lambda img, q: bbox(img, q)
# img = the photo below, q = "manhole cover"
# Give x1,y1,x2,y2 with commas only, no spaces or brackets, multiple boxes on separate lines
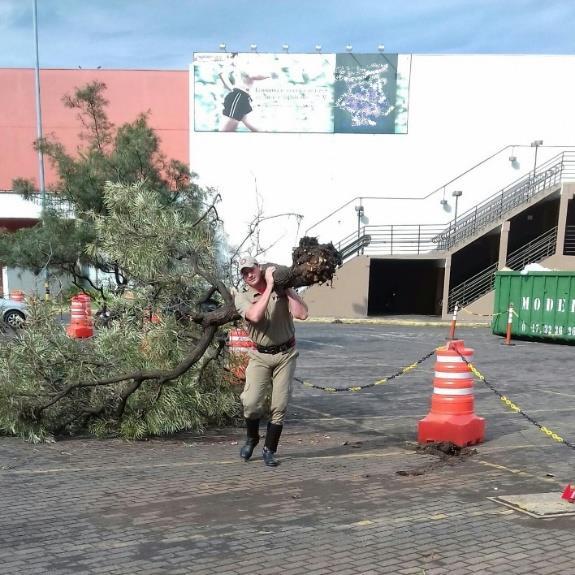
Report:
490,492,575,519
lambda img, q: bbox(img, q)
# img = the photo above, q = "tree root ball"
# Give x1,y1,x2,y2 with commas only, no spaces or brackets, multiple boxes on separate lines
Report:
265,237,342,289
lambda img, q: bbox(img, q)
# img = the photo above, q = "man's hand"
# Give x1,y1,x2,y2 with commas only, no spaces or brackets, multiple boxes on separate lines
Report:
286,287,309,320
264,266,276,290
244,265,276,323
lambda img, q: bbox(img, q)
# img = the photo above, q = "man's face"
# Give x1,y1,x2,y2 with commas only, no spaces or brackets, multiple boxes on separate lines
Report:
241,265,261,287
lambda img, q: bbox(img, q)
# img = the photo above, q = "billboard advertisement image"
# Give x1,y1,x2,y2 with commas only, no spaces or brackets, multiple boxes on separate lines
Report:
193,52,410,134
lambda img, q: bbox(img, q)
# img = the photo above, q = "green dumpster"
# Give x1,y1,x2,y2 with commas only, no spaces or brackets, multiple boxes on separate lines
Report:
492,271,575,342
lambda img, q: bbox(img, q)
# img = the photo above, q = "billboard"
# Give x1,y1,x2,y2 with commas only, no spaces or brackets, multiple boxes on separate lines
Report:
193,53,411,134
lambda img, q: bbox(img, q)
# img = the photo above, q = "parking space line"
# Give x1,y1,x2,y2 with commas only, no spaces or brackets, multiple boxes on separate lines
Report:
475,459,563,486
537,389,575,399
297,339,345,348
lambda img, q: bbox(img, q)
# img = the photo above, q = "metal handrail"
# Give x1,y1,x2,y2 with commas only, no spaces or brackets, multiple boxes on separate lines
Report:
336,151,575,261
26,191,74,215
448,262,498,311
447,226,560,311
435,151,574,251
338,234,372,261
506,226,558,270
337,224,446,260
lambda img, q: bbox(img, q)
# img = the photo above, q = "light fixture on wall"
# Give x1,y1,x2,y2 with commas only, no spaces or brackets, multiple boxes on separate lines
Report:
440,188,451,212
509,146,519,169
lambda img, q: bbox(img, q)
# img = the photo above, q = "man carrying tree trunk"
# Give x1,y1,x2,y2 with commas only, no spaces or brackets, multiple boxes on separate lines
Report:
234,255,309,467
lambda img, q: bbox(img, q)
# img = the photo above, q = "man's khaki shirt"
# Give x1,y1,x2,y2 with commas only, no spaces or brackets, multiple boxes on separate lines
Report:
234,287,295,347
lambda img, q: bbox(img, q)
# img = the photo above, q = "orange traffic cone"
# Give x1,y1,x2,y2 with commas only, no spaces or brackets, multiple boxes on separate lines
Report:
66,295,94,338
561,484,575,503
418,339,485,447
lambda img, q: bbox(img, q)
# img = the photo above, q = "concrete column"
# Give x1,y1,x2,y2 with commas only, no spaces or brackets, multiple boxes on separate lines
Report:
498,221,511,268
556,183,575,255
441,256,451,319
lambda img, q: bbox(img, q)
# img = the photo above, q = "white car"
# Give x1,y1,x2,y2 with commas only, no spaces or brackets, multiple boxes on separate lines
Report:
0,298,27,328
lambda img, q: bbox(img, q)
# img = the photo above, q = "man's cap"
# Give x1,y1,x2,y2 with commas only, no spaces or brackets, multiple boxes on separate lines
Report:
239,256,259,271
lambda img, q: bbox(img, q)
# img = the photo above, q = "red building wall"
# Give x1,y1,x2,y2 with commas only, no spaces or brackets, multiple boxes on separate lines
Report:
0,68,189,190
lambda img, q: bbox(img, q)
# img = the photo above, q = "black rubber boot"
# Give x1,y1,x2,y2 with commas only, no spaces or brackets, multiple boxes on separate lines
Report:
240,418,260,461
262,423,283,467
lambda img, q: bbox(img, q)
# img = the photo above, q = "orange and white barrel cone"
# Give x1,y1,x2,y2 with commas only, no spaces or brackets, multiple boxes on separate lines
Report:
418,339,485,447
227,327,255,381
10,290,25,302
66,295,94,338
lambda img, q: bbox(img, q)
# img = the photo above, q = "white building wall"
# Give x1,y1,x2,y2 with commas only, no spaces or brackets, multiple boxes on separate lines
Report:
189,54,575,265
0,192,42,218
3,267,74,299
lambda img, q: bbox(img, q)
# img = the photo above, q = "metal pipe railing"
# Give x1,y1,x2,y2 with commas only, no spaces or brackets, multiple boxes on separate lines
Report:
336,224,446,260
434,151,574,251
506,227,558,270
447,226,560,311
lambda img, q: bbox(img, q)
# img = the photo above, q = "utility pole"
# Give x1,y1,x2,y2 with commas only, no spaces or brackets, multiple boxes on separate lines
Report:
530,140,543,185
452,190,463,247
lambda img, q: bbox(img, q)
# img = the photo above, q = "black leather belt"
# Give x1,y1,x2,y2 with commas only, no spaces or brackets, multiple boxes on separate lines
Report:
256,337,296,354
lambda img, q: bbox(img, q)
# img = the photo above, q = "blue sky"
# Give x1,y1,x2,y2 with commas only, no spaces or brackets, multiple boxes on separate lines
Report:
1,0,574,69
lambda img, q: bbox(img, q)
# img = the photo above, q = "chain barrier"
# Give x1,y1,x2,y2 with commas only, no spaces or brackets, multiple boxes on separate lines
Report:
457,351,575,451
294,349,437,393
461,308,502,318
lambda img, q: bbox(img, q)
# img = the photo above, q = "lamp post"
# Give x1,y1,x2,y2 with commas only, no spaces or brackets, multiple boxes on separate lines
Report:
451,190,463,247
355,204,365,255
33,0,49,300
530,139,543,183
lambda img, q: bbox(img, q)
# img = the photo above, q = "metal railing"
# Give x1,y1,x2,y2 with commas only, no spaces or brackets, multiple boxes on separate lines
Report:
337,224,446,260
506,226,558,270
27,192,74,216
564,225,575,256
338,234,372,261
447,226,559,311
336,151,575,262
448,262,498,312
434,151,575,251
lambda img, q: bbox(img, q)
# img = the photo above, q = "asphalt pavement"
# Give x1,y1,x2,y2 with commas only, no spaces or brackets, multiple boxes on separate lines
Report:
1,322,575,574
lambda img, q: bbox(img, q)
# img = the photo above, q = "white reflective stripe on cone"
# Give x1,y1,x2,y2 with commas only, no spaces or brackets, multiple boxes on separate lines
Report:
434,371,472,379
433,387,474,395
436,355,473,363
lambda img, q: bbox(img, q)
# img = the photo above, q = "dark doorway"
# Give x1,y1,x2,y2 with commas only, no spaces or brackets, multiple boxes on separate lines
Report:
368,259,444,315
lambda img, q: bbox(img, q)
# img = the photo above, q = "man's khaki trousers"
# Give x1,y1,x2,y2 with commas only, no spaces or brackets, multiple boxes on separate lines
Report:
241,348,299,425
